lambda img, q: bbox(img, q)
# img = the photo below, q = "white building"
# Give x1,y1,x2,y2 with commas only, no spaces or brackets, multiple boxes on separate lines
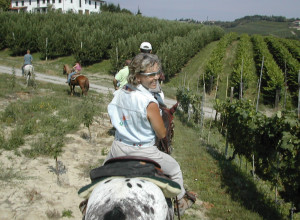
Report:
10,0,106,14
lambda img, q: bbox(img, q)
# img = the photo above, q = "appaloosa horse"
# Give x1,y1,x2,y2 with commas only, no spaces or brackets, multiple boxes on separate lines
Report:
79,103,180,220
63,64,89,96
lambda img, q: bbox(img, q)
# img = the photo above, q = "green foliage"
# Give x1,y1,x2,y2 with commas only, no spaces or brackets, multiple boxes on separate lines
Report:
230,34,256,98
204,32,238,93
218,99,300,210
10,67,16,90
0,0,10,11
5,127,25,151
176,87,202,124
62,209,73,218
0,12,223,74
100,3,132,15
81,97,95,129
157,26,224,80
279,38,300,62
264,36,300,105
251,35,284,104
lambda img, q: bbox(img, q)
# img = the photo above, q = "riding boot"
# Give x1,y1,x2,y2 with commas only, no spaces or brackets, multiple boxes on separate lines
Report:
174,191,197,216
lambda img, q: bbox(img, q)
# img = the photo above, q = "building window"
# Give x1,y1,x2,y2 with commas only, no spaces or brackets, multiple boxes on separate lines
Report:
71,0,72,3
89,0,91,5
59,0,61,3
42,0,45,3
95,2,97,8
37,0,39,4
79,0,81,7
47,0,49,3
29,0,31,5
16,1,18,6
52,0,55,3
22,1,24,6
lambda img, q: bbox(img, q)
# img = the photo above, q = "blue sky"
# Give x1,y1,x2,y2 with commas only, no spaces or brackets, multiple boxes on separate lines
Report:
107,0,300,21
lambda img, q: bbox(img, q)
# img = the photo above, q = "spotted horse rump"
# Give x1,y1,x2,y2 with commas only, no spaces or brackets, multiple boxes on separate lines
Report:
85,177,173,220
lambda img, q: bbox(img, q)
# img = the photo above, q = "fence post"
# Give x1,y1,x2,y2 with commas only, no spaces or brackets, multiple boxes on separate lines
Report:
225,87,233,158
45,38,48,61
200,75,205,135
256,56,264,112
240,58,244,100
283,60,287,110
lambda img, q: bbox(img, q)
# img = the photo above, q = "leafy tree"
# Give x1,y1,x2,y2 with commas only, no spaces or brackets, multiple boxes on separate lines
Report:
0,0,10,11
136,7,142,16
101,3,132,14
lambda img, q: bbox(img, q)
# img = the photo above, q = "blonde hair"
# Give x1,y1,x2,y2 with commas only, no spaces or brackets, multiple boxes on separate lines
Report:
128,53,161,86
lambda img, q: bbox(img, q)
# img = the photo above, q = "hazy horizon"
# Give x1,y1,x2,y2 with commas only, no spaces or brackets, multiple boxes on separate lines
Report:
107,0,300,22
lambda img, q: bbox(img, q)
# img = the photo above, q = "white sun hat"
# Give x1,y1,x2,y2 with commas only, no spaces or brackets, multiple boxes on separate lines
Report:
140,42,152,51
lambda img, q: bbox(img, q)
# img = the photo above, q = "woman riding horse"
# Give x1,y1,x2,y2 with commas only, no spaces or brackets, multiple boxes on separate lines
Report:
63,64,89,96
103,53,196,216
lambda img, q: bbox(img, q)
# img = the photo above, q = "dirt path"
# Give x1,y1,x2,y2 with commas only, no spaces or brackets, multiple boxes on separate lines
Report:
0,65,217,118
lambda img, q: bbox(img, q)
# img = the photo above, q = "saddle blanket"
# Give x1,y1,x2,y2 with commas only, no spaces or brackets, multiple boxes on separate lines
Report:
78,176,181,199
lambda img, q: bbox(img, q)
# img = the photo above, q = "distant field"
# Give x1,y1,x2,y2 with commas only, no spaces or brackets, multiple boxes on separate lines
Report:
225,21,300,39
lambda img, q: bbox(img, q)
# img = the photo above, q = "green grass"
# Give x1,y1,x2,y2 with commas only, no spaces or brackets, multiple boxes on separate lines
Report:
0,74,107,157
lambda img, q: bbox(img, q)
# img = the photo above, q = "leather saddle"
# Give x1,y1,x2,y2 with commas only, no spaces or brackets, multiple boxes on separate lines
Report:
90,156,163,181
78,156,181,199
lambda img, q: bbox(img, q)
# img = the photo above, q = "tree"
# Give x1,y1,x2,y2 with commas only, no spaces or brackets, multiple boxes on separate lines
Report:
100,3,132,14
0,0,10,11
136,7,142,16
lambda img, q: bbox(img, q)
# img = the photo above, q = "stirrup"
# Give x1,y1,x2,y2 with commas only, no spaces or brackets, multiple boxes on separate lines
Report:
175,191,197,216
79,199,88,220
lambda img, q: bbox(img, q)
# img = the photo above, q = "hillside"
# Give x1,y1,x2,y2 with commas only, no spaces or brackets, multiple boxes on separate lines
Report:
225,20,300,39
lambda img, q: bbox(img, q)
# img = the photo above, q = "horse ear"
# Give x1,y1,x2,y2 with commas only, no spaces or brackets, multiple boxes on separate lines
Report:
169,102,179,115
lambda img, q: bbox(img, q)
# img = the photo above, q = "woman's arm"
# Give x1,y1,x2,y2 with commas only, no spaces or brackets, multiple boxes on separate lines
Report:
147,102,166,139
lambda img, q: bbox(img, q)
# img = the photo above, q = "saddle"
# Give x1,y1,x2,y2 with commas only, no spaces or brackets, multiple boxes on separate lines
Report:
70,73,80,81
78,156,181,199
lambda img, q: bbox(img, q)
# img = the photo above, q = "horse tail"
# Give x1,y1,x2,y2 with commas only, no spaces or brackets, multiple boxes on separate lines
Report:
85,78,89,92
83,77,89,96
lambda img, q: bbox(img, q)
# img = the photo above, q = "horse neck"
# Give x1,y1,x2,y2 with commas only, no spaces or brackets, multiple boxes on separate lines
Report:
64,65,72,74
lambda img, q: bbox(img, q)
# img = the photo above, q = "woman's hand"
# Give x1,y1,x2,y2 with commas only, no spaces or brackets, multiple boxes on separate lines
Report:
147,102,166,139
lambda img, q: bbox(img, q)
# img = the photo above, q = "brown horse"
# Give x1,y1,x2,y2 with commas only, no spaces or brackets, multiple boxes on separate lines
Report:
63,64,89,96
155,102,179,154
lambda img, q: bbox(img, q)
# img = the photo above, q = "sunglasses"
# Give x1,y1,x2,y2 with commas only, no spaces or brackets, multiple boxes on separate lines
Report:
139,70,161,78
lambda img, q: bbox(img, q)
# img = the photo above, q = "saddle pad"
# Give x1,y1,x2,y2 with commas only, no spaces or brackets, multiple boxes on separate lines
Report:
90,160,157,181
78,176,181,199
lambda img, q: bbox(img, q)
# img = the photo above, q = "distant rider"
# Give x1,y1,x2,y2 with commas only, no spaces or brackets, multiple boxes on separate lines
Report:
22,49,33,76
67,62,82,84
113,59,131,90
